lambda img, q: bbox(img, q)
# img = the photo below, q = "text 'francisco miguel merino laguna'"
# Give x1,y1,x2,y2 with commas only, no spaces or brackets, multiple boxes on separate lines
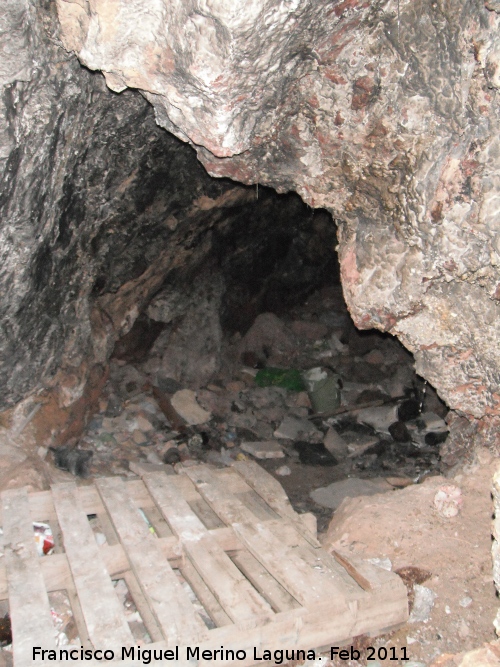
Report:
33,646,320,664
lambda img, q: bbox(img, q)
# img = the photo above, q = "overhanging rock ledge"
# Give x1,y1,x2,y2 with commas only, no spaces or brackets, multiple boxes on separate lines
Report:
57,0,500,430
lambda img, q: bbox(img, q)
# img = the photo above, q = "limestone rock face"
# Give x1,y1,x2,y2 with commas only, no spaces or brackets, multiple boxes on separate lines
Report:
58,0,500,423
1,0,336,445
0,2,273,441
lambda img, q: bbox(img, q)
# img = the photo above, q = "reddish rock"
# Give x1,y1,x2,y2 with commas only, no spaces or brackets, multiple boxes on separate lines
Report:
290,320,328,341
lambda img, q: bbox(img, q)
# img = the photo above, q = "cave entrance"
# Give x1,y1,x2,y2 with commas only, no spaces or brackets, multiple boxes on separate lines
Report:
75,184,448,533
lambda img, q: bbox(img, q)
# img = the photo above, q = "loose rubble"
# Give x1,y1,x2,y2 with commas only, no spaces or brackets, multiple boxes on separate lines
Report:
2,283,497,667
50,284,449,529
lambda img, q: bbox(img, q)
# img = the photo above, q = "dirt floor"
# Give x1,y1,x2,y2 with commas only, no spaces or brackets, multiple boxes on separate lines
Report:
320,450,500,666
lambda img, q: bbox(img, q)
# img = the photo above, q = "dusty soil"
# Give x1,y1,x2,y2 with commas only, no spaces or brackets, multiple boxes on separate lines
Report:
319,450,500,666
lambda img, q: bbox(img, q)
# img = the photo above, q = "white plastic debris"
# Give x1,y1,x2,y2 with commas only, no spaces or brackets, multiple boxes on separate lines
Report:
275,465,292,476
409,584,437,623
33,522,54,556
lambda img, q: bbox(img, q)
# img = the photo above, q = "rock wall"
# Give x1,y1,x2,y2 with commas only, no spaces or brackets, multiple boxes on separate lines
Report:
57,0,500,433
1,0,338,446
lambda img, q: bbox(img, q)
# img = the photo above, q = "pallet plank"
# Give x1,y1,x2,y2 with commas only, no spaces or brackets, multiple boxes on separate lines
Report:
4,466,408,666
179,558,232,628
51,483,134,648
232,460,320,545
231,550,300,613
185,466,348,608
2,487,56,666
95,476,208,646
143,471,274,625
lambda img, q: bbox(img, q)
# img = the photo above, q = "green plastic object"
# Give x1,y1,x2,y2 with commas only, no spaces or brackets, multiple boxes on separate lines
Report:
254,368,306,392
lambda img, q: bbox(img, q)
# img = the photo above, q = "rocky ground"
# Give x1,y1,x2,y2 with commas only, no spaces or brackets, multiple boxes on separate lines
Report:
0,285,498,666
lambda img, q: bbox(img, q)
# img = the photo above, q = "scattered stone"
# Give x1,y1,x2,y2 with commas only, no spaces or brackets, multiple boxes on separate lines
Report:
459,596,473,608
433,484,463,518
162,447,181,464
135,415,154,432
197,389,232,417
225,380,246,393
354,388,390,404
364,349,385,365
249,386,287,409
290,320,328,340
356,404,399,432
239,312,298,366
132,430,149,445
157,376,183,394
51,446,93,477
240,440,285,459
171,389,212,425
328,333,348,353
323,428,349,458
294,441,338,466
361,439,391,457
388,420,411,443
252,421,274,440
310,477,393,510
240,350,265,368
275,465,291,476
290,391,312,409
274,416,321,441
101,417,116,431
256,406,287,423
146,450,162,464
420,411,448,431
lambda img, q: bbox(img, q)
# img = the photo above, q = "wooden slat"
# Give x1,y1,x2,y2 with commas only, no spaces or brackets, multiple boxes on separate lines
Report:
0,530,244,601
179,559,231,628
1,487,56,666
231,550,300,613
143,472,274,625
232,460,320,545
66,586,93,649
185,466,348,608
235,491,279,521
95,476,208,646
51,482,134,648
123,571,164,643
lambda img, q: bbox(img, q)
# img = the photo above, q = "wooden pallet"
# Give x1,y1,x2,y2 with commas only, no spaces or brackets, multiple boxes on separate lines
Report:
0,461,408,666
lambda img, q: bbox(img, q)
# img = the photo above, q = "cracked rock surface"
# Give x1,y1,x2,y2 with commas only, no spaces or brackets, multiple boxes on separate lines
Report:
58,0,500,428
